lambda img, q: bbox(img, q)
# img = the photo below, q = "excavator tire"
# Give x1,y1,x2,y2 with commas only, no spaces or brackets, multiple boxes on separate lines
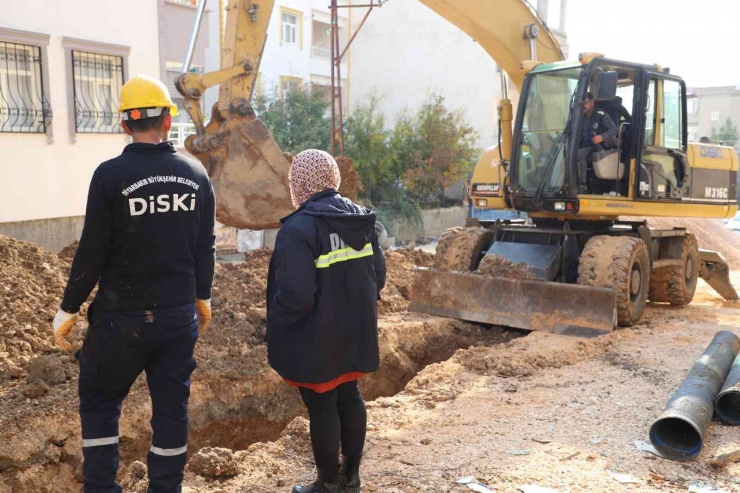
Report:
648,234,699,305
578,235,650,327
434,227,494,272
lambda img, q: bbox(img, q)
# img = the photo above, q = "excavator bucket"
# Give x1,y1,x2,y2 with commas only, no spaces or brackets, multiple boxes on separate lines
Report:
207,118,295,230
699,250,739,300
408,268,617,337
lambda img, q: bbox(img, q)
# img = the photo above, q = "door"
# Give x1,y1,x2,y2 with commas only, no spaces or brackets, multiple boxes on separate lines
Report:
637,75,688,201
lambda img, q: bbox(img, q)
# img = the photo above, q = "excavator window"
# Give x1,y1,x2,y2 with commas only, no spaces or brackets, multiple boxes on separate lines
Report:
581,64,636,197
638,76,686,200
515,67,581,194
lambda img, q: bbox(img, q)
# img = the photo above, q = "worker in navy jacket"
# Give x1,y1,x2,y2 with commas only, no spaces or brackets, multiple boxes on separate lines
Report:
266,149,386,493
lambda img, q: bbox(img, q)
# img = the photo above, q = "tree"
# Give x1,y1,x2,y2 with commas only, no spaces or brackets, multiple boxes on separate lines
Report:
392,94,479,205
252,86,331,154
344,91,396,204
711,117,739,147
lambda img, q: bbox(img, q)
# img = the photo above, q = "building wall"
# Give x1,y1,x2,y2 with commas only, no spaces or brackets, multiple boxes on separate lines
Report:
0,0,160,226
688,87,740,148
346,0,568,149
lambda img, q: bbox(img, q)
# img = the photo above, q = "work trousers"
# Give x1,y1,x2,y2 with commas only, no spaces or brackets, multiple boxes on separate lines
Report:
76,302,199,493
298,381,367,472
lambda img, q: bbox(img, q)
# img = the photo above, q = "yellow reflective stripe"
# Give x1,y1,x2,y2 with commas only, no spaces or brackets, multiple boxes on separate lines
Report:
315,243,373,269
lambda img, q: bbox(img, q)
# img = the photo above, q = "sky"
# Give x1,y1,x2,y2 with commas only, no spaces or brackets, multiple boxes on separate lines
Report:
563,0,740,88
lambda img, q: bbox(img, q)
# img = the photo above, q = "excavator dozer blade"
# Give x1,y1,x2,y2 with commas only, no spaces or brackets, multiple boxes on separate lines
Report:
408,269,617,337
699,250,739,300
211,118,295,230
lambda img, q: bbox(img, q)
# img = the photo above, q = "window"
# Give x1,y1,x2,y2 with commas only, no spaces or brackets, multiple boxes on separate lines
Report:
644,79,656,146
282,11,299,45
662,80,683,150
280,76,303,98
711,111,720,122
0,40,51,133
63,37,129,142
71,51,124,133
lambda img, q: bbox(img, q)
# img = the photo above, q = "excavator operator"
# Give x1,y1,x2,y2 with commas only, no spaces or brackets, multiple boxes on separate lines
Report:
577,92,618,191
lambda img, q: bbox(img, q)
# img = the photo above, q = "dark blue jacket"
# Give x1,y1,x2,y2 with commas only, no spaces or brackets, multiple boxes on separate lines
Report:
266,190,386,384
61,142,216,313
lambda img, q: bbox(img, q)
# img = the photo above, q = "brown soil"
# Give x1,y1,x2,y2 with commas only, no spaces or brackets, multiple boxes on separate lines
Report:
57,241,79,264
378,250,435,315
169,277,740,493
0,236,508,493
7,227,740,493
476,254,539,281
335,156,363,202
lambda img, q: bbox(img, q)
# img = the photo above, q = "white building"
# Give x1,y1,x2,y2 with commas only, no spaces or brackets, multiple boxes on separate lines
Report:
256,0,349,103
0,0,218,252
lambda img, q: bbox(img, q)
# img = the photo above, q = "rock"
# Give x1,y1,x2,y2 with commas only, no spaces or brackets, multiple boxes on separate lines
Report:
22,380,49,398
188,447,239,478
8,364,23,378
27,355,66,386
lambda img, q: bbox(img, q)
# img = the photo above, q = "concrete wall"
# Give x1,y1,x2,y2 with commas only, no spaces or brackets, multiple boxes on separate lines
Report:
392,206,468,243
0,0,161,225
0,216,84,253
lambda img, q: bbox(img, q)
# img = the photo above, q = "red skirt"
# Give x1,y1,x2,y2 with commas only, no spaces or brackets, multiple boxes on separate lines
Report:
284,372,365,394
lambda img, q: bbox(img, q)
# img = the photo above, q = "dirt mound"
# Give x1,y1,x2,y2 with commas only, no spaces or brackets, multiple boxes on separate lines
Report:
629,217,740,269
457,329,634,377
378,249,434,315
0,235,76,383
336,156,363,202
187,447,239,478
57,241,79,263
476,254,539,281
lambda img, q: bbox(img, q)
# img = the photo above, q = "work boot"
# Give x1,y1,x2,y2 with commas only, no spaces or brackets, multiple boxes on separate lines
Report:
340,455,362,492
291,466,341,493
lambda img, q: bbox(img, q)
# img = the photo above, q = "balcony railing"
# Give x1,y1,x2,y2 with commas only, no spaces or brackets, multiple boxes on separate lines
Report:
170,122,197,148
312,46,331,59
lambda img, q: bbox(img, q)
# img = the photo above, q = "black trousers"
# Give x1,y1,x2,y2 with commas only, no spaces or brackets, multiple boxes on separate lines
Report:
298,381,367,472
78,303,198,493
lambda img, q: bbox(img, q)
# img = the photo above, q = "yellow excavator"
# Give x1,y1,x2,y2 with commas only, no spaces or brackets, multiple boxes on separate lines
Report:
175,0,738,337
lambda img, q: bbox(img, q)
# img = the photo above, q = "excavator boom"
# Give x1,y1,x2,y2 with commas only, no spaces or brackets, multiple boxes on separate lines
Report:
418,0,563,92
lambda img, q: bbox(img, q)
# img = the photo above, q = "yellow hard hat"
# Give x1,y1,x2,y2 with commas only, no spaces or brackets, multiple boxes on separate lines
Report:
119,74,179,117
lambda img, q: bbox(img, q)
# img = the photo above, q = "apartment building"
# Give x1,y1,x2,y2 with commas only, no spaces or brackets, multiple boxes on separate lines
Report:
687,86,740,148
256,0,349,105
0,0,216,251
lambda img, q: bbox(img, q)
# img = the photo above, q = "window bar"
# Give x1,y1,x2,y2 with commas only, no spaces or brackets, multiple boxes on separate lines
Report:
11,43,27,131
101,54,112,132
80,52,95,132
22,46,38,132
93,53,104,132
36,45,52,132
82,53,97,132
6,43,22,131
0,43,9,130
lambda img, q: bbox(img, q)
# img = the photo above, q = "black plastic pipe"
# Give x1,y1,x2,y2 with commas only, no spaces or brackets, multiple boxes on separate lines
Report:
649,331,740,461
715,353,740,424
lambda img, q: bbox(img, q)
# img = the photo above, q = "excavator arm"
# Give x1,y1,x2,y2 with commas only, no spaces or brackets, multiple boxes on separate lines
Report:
418,0,563,92
175,0,564,230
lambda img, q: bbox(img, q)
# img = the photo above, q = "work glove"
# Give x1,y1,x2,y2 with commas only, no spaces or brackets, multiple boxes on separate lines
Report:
195,298,212,334
53,309,79,351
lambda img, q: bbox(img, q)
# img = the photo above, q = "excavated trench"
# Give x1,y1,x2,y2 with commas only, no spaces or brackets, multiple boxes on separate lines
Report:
0,239,519,492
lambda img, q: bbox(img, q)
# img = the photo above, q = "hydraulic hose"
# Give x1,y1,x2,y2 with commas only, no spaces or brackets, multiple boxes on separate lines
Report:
715,353,740,425
649,331,740,461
